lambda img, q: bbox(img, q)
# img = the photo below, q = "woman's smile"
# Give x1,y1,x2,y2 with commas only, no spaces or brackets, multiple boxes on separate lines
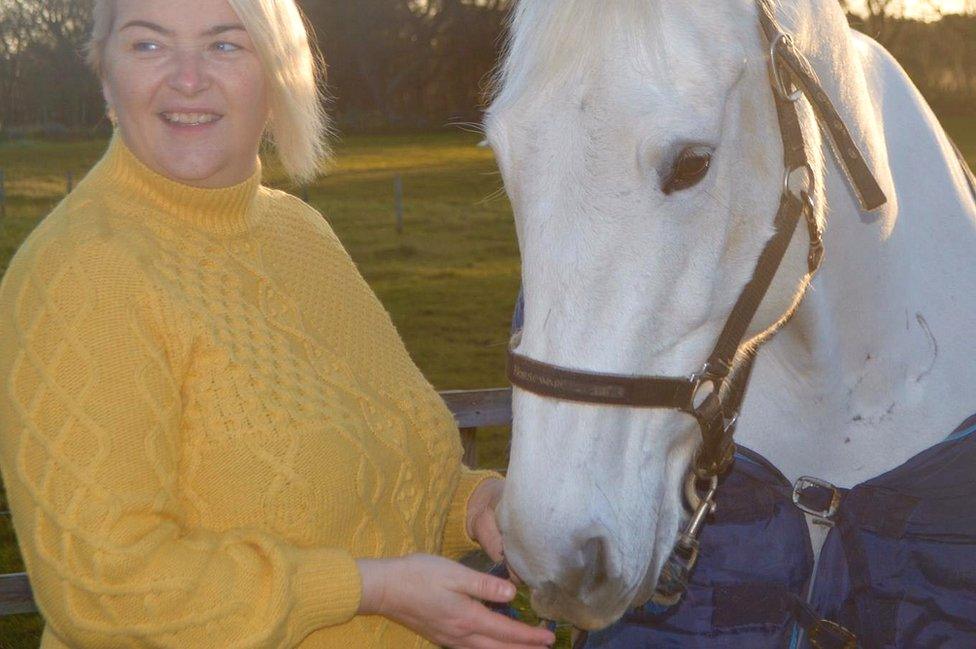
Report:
160,111,223,127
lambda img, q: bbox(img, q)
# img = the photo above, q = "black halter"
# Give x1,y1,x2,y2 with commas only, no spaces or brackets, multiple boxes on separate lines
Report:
507,0,886,480
505,3,885,641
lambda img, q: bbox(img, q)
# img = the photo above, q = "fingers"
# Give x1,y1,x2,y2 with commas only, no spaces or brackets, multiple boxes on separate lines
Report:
464,571,517,604
391,555,556,649
476,516,505,563
475,608,556,646
451,602,555,648
467,637,555,649
486,546,505,565
468,479,506,556
451,568,555,646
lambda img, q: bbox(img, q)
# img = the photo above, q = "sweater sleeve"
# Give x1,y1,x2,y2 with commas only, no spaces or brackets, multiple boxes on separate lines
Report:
0,232,360,648
440,466,504,559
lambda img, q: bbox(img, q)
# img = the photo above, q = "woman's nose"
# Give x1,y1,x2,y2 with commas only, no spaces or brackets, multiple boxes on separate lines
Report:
167,50,211,95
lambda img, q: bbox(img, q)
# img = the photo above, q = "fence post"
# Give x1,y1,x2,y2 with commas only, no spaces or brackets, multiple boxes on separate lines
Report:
394,175,404,234
0,573,35,616
460,427,477,468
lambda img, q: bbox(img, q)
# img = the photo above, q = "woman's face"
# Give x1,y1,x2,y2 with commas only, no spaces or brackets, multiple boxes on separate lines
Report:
101,0,270,188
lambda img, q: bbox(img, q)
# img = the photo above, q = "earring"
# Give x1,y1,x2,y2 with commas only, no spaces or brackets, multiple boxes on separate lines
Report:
106,105,118,126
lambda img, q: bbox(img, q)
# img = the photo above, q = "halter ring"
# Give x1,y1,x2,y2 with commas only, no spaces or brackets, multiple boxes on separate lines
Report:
784,162,815,203
687,361,728,411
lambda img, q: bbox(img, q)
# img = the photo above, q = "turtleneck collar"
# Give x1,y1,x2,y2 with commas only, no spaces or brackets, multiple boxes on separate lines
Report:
90,130,263,236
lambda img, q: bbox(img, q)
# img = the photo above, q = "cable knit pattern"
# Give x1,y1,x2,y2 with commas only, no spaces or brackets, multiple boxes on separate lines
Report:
0,133,497,648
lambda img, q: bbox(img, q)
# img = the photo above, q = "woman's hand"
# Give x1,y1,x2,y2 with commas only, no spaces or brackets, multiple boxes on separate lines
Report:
357,554,554,649
467,478,505,563
468,479,525,585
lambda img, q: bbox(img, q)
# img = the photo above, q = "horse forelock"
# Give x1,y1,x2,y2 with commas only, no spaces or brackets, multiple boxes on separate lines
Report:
489,0,670,110
488,0,769,115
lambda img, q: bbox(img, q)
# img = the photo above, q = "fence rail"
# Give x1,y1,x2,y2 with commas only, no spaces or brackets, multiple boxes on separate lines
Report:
0,387,513,618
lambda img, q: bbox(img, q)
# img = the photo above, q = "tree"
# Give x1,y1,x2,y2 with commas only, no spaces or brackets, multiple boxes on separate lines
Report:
299,0,511,127
0,0,970,134
0,0,101,133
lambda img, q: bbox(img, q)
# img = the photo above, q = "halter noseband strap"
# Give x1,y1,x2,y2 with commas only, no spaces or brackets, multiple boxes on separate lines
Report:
506,0,887,480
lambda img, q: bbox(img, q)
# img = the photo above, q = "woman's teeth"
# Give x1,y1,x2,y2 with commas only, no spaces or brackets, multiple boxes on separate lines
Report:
162,112,221,125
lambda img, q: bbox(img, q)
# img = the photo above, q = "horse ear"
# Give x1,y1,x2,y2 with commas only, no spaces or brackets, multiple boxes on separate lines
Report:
512,289,525,335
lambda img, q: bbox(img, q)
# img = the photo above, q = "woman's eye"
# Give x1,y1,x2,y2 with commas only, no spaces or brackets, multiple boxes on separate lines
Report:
662,146,713,195
133,41,161,53
213,42,242,53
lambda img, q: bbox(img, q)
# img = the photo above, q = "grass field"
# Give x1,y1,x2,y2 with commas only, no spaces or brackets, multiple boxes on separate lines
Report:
0,117,972,647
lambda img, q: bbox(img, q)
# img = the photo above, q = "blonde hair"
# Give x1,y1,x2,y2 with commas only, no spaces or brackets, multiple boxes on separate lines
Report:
86,0,330,185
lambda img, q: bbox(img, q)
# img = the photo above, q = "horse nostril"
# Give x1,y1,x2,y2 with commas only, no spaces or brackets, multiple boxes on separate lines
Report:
578,535,612,592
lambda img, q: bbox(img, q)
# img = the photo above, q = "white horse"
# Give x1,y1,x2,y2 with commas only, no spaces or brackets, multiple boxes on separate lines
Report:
485,0,976,631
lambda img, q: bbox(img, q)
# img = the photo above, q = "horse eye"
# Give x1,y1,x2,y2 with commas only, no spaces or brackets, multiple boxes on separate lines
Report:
662,146,713,195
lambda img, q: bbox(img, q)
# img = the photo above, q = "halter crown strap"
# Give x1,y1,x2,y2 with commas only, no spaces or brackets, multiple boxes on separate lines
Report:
757,0,888,211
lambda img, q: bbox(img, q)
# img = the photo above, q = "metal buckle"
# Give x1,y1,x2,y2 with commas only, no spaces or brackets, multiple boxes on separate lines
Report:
792,475,842,523
770,33,803,102
808,618,858,649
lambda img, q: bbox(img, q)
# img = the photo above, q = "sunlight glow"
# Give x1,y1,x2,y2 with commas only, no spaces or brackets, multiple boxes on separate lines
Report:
848,0,973,20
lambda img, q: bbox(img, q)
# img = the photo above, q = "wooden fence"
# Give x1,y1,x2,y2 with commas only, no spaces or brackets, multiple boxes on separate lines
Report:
0,388,512,618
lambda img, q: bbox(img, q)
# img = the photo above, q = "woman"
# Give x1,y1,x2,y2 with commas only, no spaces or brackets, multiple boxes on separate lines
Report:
0,1,553,647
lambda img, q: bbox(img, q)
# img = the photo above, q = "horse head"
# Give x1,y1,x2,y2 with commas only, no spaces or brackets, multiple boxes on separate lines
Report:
485,0,845,629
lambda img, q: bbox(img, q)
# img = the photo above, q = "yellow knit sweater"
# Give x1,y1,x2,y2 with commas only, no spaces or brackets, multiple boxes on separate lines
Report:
0,133,496,648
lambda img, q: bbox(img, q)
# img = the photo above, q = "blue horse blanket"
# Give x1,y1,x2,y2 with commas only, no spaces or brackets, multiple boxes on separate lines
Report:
509,295,976,647
582,414,976,648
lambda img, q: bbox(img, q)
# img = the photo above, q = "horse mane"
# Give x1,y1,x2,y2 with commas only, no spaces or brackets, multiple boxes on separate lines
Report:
489,0,667,110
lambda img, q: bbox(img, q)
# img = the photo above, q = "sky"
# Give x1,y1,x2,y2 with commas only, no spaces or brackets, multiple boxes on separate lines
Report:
849,0,973,19
906,0,971,17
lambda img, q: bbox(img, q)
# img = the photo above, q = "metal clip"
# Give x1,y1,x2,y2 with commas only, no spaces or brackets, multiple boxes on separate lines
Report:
672,474,720,582
650,474,719,607
684,473,719,515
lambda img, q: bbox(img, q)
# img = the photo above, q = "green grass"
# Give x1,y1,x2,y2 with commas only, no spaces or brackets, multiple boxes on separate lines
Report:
945,116,976,164
0,119,973,647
